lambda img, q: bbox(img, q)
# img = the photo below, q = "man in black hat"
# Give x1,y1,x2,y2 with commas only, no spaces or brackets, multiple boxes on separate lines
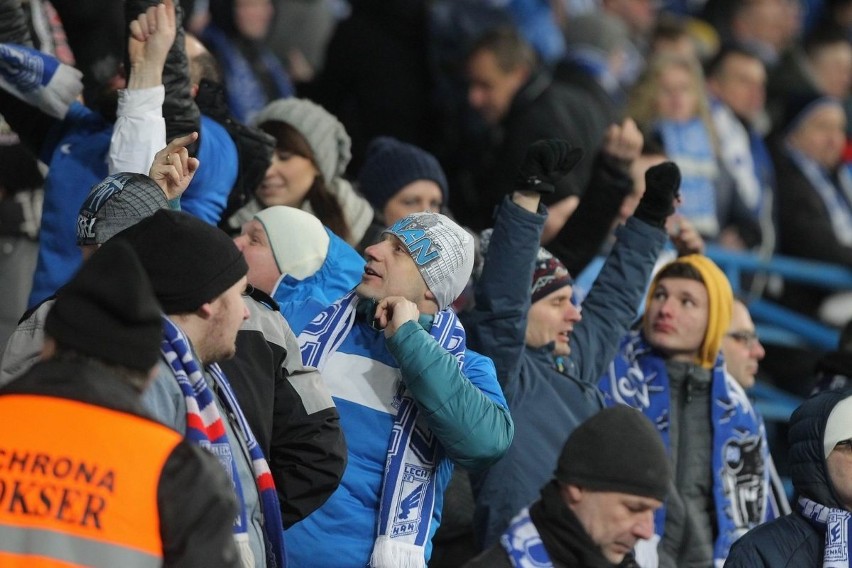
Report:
0,238,240,567
466,406,671,567
116,209,286,567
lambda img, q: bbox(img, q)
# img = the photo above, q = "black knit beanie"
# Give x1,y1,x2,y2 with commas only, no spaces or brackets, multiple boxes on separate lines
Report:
358,136,449,210
113,209,248,313
46,239,162,372
556,406,671,502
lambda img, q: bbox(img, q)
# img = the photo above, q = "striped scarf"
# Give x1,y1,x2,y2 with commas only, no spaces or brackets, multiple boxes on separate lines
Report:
299,291,466,568
160,316,286,568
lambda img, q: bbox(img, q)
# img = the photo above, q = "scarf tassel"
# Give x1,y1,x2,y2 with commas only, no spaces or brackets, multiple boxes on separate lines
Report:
370,536,427,568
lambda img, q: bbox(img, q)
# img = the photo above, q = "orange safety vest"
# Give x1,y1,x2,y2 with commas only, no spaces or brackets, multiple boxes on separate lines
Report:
0,394,182,568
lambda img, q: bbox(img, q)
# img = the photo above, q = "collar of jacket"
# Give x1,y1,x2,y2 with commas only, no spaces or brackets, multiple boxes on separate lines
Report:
355,296,435,332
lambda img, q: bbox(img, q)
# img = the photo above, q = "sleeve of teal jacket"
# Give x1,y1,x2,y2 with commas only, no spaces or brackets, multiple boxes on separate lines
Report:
387,322,514,471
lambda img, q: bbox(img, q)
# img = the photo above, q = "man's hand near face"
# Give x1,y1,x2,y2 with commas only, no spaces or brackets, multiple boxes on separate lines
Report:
374,296,420,338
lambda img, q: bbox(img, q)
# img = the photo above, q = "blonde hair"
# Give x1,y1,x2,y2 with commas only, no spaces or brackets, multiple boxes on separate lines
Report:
627,54,720,153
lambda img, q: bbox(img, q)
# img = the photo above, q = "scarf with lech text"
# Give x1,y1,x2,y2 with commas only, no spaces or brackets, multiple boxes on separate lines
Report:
598,331,784,566
160,316,286,568
799,496,852,567
299,291,466,568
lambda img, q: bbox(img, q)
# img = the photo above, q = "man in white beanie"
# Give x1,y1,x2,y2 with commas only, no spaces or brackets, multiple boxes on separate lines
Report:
285,211,514,567
726,389,852,566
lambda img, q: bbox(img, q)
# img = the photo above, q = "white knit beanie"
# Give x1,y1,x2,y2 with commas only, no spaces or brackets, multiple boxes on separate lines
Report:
824,395,852,459
382,212,474,310
254,206,330,281
253,97,352,185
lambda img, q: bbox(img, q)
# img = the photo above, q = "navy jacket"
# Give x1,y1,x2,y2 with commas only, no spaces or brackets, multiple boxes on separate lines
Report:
466,197,666,547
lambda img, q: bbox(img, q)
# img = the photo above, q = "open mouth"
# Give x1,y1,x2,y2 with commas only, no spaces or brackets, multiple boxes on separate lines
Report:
364,266,381,278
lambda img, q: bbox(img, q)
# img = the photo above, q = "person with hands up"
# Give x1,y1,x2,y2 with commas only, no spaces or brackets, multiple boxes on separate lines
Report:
285,211,513,567
466,138,670,550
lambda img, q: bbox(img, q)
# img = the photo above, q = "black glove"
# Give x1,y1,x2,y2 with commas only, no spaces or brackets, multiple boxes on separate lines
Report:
633,161,681,228
515,139,584,194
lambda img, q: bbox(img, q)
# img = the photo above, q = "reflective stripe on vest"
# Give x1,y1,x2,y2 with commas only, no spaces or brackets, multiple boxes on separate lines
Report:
0,395,182,567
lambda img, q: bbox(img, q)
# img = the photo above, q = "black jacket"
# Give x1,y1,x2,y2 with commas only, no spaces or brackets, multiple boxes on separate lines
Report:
1,357,241,568
461,69,610,231
219,289,347,527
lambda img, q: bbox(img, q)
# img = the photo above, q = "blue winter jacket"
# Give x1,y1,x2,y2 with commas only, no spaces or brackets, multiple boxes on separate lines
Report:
284,300,514,567
466,196,666,548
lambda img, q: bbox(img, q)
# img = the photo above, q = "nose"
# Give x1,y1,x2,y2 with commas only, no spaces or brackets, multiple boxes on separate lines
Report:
565,303,582,323
364,240,386,262
241,300,250,321
752,339,766,361
633,511,655,541
233,234,247,251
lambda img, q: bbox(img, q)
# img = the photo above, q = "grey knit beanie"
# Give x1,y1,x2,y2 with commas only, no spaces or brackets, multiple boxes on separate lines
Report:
382,212,474,311
253,97,351,184
556,406,671,502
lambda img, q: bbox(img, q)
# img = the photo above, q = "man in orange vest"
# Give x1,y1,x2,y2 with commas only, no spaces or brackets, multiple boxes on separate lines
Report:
0,238,240,567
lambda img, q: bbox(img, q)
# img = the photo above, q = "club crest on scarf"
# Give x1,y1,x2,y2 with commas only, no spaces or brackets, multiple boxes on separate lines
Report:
722,433,766,531
500,508,554,568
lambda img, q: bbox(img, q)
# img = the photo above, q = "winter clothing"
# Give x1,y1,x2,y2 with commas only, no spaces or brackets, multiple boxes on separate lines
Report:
219,288,346,527
114,210,248,313
466,481,629,568
255,205,330,280
45,239,161,372
556,405,671,502
75,173,168,246
600,335,787,567
358,136,449,211
284,298,513,566
467,196,667,548
358,136,449,210
725,390,852,567
253,97,350,185
0,358,241,568
382,212,475,311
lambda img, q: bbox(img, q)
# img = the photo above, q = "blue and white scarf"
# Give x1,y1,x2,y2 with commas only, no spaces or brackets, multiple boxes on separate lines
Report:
799,496,852,568
500,508,553,568
0,43,82,119
160,316,286,568
299,291,466,568
656,118,720,237
599,331,782,566
785,144,852,247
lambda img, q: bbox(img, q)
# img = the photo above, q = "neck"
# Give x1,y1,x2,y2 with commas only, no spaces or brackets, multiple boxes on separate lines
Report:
168,313,208,365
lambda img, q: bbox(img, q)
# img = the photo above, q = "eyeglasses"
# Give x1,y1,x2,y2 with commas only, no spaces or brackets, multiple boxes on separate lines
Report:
726,331,760,349
836,439,852,452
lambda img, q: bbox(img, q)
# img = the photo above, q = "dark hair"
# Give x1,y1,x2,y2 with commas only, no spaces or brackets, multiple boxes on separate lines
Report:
804,23,850,59
652,13,690,44
468,26,537,72
258,121,350,241
656,260,705,284
704,43,763,78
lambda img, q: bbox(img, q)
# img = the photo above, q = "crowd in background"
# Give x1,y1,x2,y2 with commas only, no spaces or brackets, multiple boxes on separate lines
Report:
1,0,852,566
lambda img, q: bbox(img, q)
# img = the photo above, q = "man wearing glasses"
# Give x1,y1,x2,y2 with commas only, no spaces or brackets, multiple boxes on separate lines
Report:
722,299,766,390
726,389,852,566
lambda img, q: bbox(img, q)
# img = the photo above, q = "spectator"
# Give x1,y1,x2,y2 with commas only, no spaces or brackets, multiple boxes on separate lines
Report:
629,54,752,243
226,97,373,246
706,45,775,252
462,26,609,233
725,389,852,566
770,94,852,323
468,139,673,548
600,0,661,89
0,238,240,567
117,210,286,567
722,299,767,389
466,406,672,567
599,255,788,566
201,0,294,123
356,136,449,251
285,211,514,567
233,204,364,329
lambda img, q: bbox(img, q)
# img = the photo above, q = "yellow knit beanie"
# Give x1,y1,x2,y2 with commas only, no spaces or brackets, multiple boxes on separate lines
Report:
645,254,733,369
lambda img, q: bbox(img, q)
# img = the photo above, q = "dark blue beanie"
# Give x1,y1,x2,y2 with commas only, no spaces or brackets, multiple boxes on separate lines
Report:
357,137,449,210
